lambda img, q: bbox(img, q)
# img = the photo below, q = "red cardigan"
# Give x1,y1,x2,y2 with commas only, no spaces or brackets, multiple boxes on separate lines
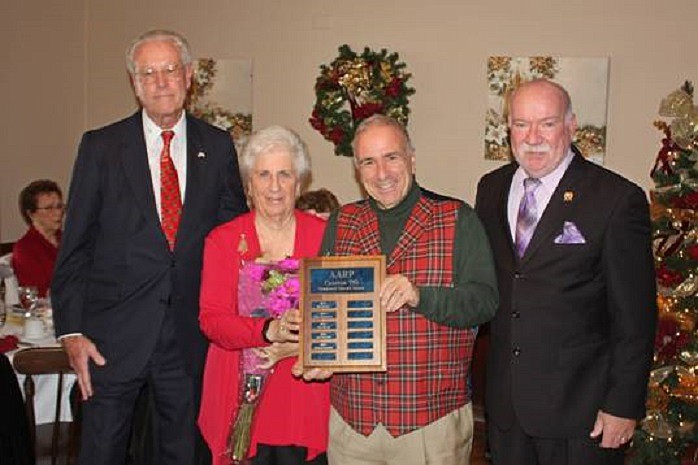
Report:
12,226,60,297
198,210,329,465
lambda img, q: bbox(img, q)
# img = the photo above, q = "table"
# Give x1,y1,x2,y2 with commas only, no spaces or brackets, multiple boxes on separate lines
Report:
1,313,76,424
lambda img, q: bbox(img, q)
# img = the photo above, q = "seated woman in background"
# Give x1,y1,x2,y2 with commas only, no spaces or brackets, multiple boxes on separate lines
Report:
12,179,64,297
198,126,329,465
295,188,339,219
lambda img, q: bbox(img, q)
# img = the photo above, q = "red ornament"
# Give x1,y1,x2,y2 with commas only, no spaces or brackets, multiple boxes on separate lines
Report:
351,102,384,121
386,77,403,97
650,135,679,178
656,264,685,287
655,316,690,362
670,191,698,209
328,127,345,144
687,243,698,260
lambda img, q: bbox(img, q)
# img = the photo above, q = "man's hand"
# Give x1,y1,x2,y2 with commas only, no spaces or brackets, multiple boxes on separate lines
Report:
60,335,106,400
291,359,334,381
381,274,419,312
589,410,636,448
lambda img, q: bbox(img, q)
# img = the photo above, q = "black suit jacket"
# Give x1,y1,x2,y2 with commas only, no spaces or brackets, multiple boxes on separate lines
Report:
475,151,657,437
52,112,247,383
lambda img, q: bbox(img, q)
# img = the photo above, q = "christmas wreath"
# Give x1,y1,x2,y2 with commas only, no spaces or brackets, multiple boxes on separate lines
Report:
309,45,415,157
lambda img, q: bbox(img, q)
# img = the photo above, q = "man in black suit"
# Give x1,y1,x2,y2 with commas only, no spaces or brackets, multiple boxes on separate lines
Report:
475,79,657,465
51,30,247,465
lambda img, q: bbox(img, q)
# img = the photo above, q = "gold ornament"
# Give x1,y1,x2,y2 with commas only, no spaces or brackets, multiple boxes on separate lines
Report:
646,382,671,412
674,311,697,332
649,366,674,384
678,420,695,437
338,58,370,100
680,348,698,367
563,191,574,202
674,274,698,297
672,366,698,405
656,295,674,314
641,412,673,438
671,116,697,150
659,89,693,118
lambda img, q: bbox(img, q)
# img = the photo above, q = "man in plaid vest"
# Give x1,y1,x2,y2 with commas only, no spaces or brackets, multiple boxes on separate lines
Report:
295,115,498,464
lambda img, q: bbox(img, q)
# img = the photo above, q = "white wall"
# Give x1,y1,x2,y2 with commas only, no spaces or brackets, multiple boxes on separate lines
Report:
0,1,86,241
2,0,696,240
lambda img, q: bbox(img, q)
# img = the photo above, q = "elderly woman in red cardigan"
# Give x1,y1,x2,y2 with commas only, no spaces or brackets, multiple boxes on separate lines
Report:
198,126,329,465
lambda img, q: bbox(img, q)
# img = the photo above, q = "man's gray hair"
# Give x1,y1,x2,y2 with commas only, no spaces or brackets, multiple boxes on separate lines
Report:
351,114,415,162
126,29,192,74
239,125,311,185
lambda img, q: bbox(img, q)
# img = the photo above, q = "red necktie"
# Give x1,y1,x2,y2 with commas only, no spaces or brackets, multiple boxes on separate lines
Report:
160,130,181,250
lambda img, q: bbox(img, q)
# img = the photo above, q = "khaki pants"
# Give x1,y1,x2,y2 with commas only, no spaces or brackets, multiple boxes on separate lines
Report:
328,403,473,465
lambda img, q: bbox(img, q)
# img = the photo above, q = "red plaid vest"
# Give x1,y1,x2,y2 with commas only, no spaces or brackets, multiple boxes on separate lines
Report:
330,193,477,436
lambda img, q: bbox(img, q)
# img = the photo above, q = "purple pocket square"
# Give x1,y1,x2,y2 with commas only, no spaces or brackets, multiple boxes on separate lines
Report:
554,221,586,244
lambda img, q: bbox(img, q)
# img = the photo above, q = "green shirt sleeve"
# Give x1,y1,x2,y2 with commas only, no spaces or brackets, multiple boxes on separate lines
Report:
413,204,499,328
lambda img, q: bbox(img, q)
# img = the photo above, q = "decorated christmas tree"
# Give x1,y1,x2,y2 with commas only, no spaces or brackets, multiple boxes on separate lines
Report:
630,81,698,465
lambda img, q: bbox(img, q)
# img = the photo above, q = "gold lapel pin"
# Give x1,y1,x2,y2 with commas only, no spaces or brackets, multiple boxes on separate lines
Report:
563,191,574,202
238,233,248,255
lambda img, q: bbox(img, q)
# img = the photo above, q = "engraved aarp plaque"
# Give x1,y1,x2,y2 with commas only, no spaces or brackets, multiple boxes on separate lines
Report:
299,255,386,372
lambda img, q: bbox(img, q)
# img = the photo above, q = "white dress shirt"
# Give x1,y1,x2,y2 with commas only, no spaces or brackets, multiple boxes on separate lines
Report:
142,110,188,218
507,149,575,241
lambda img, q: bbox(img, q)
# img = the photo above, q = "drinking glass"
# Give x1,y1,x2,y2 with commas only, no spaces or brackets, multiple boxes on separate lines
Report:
18,286,39,316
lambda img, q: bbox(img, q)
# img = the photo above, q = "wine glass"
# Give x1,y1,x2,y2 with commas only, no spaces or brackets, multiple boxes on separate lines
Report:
18,286,39,316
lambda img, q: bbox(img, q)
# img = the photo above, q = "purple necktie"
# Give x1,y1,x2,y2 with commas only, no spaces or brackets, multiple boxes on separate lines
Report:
515,177,542,257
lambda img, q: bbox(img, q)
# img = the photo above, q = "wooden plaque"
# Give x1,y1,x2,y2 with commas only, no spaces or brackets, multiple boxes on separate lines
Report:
298,255,386,372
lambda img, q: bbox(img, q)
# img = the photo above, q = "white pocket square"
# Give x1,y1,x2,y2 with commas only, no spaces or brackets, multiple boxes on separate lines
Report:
554,221,586,244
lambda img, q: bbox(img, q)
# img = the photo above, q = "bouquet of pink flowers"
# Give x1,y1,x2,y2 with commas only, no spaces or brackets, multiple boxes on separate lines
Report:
227,258,299,464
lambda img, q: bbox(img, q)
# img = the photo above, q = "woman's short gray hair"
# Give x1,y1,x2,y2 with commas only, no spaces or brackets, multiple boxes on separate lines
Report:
126,29,192,74
239,125,311,185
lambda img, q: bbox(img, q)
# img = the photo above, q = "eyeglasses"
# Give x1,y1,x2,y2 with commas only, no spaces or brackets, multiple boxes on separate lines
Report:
35,204,66,212
134,63,184,84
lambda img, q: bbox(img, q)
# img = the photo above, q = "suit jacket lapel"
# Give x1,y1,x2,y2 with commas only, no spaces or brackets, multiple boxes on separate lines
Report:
120,112,162,232
499,165,518,258
520,151,586,263
175,115,206,250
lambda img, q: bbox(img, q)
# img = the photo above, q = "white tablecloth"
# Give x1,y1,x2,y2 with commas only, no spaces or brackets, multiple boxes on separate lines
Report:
2,318,76,424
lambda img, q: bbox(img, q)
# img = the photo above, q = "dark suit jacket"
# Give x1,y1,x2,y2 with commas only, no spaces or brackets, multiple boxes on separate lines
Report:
52,112,247,383
475,151,657,438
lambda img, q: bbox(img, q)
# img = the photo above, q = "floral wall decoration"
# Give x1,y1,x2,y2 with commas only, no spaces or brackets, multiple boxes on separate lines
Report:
309,45,415,157
485,56,609,164
187,58,253,149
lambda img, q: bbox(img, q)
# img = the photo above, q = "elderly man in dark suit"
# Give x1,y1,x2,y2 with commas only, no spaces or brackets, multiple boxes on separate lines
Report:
475,79,657,465
51,30,247,465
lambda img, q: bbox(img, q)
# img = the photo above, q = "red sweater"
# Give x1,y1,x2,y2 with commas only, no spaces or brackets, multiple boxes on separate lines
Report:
198,210,329,465
12,226,60,297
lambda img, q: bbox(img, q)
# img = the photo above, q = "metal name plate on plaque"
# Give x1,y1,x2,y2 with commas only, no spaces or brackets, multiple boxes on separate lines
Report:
299,255,386,372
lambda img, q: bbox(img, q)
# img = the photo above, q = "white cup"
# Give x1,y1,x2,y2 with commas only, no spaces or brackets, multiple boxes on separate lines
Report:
24,317,45,339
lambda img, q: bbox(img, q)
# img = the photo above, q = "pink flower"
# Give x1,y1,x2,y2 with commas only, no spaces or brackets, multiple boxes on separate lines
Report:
246,263,267,283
